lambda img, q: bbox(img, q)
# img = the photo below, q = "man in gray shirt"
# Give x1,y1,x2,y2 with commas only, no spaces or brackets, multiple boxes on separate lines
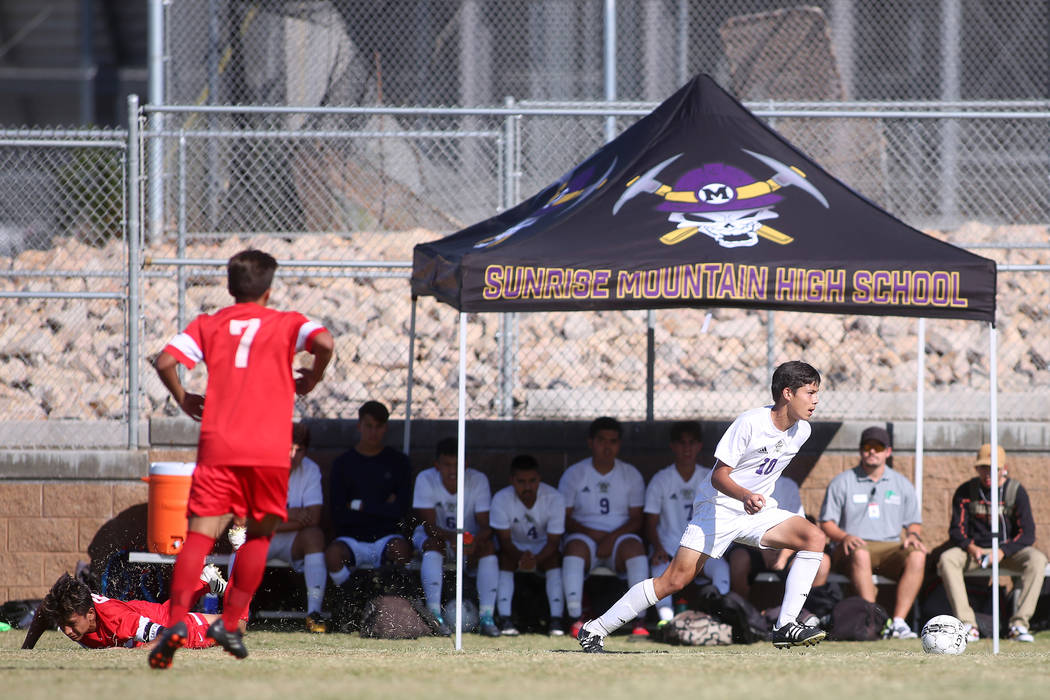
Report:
819,426,927,639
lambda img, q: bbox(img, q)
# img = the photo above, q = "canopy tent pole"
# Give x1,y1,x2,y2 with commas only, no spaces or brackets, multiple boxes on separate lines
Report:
914,318,926,509
646,311,655,421
455,311,467,651
404,296,417,455
989,322,1000,655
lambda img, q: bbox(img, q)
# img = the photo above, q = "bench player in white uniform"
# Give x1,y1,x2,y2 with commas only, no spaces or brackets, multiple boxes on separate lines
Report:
412,437,500,637
490,454,567,636
559,417,648,639
579,362,828,651
644,420,730,625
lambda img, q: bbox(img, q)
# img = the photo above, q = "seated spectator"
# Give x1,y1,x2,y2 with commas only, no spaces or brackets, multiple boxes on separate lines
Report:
937,443,1047,643
413,437,499,637
728,475,830,600
819,426,926,640
645,420,730,626
22,568,229,650
559,416,648,639
325,401,413,609
491,453,567,636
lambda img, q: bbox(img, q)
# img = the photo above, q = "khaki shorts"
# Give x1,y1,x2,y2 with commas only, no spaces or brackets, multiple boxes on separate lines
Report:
832,539,907,579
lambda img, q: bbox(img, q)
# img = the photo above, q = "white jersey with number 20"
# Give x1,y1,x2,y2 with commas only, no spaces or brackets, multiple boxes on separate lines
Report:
697,405,811,513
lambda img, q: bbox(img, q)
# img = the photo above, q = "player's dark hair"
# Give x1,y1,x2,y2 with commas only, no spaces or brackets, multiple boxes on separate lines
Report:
588,416,622,439
436,437,457,459
670,420,702,443
358,400,390,424
292,422,310,450
227,249,277,302
39,573,93,626
770,361,821,402
510,453,539,473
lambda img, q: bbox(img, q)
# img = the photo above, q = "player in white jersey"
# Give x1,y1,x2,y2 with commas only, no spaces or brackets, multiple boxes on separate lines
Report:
644,420,730,625
579,362,828,651
412,437,500,637
490,454,567,636
558,417,648,639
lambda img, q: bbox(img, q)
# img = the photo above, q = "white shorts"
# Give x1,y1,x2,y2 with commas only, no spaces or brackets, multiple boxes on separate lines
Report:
563,532,643,574
334,534,404,569
266,531,305,572
679,499,796,559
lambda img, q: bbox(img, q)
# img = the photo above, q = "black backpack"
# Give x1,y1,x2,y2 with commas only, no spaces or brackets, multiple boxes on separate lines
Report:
698,588,770,644
829,595,889,641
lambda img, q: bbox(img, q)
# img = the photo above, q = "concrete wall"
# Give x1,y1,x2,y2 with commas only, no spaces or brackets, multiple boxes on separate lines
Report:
2,417,1047,604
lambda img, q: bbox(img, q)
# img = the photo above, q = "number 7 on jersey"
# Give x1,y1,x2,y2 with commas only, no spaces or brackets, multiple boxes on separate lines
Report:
229,318,261,368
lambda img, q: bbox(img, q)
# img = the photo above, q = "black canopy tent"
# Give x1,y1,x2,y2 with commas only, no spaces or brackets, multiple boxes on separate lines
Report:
410,74,1002,650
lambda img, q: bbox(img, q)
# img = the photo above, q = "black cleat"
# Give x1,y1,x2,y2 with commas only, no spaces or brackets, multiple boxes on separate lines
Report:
769,621,826,649
548,616,565,637
148,621,187,669
206,618,248,659
576,621,605,653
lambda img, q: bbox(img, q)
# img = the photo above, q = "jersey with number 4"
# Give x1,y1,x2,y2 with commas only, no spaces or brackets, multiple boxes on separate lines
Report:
163,302,326,468
558,458,645,532
699,405,811,512
490,483,566,554
412,467,491,535
644,464,712,554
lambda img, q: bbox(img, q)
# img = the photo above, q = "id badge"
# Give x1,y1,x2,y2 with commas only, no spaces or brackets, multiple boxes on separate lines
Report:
867,502,881,519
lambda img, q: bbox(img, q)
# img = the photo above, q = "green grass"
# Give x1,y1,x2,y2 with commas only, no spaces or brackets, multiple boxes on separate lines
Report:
2,628,1049,700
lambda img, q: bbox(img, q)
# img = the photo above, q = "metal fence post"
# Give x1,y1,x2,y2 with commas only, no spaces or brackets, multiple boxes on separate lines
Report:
127,95,141,449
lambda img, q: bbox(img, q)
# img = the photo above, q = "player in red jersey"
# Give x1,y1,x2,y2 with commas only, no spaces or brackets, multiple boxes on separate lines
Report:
22,570,230,650
149,249,333,669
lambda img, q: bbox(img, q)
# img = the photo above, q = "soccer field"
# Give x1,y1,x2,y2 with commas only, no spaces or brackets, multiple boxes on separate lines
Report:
3,629,1048,700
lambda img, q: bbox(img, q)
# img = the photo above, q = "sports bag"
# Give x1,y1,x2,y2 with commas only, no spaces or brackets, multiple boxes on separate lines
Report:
828,595,889,641
359,595,443,639
662,610,733,646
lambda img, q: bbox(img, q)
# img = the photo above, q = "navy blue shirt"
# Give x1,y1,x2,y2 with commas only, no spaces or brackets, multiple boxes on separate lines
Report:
328,446,412,542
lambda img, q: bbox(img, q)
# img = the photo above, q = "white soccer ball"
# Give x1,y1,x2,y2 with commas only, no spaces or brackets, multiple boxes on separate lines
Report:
921,615,967,655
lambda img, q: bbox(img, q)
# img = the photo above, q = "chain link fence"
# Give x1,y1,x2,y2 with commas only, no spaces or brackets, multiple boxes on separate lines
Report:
0,129,130,447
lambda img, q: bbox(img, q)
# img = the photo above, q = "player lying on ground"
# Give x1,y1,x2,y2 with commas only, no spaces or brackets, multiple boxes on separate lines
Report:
21,567,234,650
578,361,828,651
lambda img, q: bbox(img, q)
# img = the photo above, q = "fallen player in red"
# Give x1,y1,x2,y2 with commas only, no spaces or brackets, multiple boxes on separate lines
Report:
21,565,237,650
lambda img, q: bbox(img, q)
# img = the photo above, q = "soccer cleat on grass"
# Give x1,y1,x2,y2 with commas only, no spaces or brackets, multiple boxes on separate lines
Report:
148,621,186,670
499,618,520,636
769,621,826,649
206,618,248,659
1008,624,1034,643
963,624,980,643
548,616,566,637
576,621,605,653
304,612,327,634
479,613,501,637
200,563,228,598
881,618,918,640
432,613,451,637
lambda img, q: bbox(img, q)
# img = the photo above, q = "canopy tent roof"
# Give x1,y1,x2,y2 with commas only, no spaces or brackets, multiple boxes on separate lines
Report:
412,74,995,323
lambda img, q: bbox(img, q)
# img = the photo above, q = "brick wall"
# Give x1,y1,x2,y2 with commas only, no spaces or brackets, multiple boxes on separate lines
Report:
0,481,147,602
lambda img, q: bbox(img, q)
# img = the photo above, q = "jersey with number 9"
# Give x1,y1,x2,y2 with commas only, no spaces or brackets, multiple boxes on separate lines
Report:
163,302,326,468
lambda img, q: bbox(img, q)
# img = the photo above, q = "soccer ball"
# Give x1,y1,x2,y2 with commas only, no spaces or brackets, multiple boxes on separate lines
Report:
921,615,967,655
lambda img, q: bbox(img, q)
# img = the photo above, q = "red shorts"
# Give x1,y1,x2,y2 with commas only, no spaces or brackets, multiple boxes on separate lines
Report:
186,464,289,522
178,611,214,649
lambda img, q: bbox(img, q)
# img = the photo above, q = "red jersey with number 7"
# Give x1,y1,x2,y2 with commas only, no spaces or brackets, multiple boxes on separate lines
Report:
162,302,326,468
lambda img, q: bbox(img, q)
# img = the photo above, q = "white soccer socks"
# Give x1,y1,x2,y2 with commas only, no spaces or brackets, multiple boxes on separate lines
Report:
421,550,444,614
545,567,565,618
477,554,499,619
590,577,659,637
563,555,586,619
497,570,515,618
776,550,823,629
303,552,326,615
